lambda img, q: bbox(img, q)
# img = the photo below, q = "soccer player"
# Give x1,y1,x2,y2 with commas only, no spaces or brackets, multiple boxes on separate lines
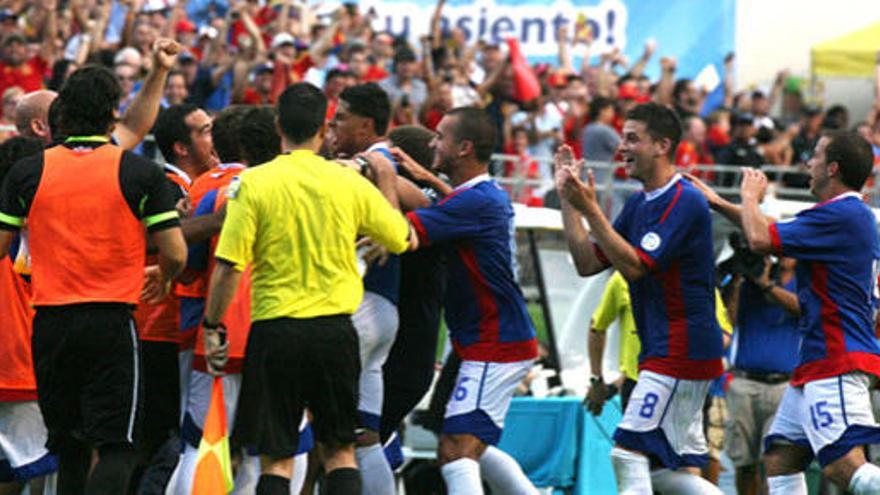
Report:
688,131,880,494
0,65,187,494
405,107,539,495
0,137,55,494
202,82,414,495
328,82,409,494
555,102,724,494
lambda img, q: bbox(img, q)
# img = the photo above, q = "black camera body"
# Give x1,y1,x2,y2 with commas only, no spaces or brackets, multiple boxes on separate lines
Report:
719,231,766,281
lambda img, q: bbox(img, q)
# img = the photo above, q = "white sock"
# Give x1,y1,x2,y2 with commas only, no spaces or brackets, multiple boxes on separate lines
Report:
441,458,484,495
478,446,538,495
850,462,880,494
651,468,722,494
609,447,652,495
290,453,308,494
768,473,808,495
355,444,395,495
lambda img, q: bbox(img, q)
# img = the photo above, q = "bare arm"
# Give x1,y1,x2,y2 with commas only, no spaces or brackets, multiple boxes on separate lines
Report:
430,0,446,51
181,206,225,245
557,25,574,74
560,200,607,276
722,52,735,109
627,40,656,79
654,57,676,106
115,39,180,150
0,230,12,259
740,168,773,254
203,260,242,326
152,226,187,284
39,0,58,65
588,327,605,378
396,176,430,211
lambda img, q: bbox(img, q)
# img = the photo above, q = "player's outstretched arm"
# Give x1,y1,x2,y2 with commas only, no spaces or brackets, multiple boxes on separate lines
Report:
740,168,773,254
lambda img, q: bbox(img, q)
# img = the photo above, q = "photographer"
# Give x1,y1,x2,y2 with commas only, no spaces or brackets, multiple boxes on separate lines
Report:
722,240,800,495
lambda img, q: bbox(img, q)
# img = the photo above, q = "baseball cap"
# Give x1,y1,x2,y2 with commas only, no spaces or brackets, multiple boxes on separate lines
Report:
178,50,196,64
198,25,218,40
271,32,296,49
731,111,755,126
254,62,274,75
176,19,196,35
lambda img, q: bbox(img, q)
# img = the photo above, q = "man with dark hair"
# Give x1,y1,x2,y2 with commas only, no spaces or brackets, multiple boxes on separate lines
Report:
0,64,187,494
690,131,880,494
202,82,414,495
328,81,407,494
380,125,447,448
238,106,281,166
581,96,619,163
379,48,428,114
170,103,315,494
556,102,723,494
154,104,219,180
405,107,539,494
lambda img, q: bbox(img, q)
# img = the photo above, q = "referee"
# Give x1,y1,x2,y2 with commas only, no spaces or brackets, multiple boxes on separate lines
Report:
202,82,415,495
0,65,187,494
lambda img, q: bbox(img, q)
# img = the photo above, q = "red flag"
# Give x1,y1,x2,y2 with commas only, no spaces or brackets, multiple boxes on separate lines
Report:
506,38,541,103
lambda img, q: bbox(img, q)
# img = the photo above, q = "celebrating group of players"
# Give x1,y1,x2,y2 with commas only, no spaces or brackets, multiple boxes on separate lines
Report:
0,59,542,495
2,45,880,495
557,102,880,494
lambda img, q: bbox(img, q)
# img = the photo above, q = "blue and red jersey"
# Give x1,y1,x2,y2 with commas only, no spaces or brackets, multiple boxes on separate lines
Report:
362,142,401,305
769,192,880,386
406,175,537,363
600,174,724,379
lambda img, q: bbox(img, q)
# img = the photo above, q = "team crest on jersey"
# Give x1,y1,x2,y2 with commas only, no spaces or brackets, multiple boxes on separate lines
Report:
640,232,661,252
226,177,241,199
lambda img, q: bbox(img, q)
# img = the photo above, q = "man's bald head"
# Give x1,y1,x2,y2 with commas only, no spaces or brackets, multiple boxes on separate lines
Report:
16,90,57,141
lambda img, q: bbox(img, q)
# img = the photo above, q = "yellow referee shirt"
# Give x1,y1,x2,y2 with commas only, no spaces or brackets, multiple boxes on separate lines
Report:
591,271,732,381
215,150,411,321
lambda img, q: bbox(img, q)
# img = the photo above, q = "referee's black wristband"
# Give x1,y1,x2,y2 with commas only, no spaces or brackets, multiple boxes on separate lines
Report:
202,318,226,331
354,156,370,176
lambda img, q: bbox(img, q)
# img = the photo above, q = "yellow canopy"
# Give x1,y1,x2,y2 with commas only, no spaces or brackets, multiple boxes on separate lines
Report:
812,21,880,78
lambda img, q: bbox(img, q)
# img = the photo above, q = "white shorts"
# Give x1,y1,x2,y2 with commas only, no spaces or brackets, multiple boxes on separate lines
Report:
765,372,880,467
351,290,399,431
613,370,711,469
443,359,533,445
0,401,56,481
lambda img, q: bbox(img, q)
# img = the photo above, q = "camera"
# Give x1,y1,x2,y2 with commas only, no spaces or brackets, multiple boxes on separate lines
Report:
718,231,767,282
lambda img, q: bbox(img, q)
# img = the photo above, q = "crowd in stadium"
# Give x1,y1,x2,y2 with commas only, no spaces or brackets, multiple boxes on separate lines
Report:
1,0,880,494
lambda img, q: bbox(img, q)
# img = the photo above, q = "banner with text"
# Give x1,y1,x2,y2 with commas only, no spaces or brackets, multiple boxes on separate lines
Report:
359,0,735,82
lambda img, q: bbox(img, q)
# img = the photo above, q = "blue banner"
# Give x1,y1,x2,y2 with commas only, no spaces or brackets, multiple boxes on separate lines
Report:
361,0,735,82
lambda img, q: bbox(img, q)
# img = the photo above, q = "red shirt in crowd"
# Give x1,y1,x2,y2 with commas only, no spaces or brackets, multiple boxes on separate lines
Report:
0,56,48,96
675,140,715,181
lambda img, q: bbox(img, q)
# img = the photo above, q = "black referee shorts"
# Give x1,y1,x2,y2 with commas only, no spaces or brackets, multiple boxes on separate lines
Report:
234,315,360,458
32,303,143,453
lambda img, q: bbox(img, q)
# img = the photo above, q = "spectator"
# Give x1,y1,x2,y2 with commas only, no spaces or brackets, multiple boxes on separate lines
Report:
0,86,22,141
676,115,714,178
380,48,428,118
581,96,620,164
164,69,189,107
716,111,763,186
